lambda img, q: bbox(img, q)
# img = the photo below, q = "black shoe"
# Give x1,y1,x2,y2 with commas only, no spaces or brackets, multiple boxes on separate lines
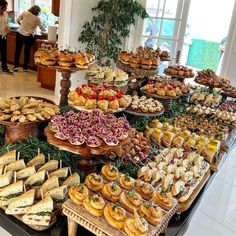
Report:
2,69,13,74
12,67,19,72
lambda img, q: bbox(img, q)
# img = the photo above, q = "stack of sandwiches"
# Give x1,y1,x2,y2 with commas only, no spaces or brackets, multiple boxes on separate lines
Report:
0,150,80,226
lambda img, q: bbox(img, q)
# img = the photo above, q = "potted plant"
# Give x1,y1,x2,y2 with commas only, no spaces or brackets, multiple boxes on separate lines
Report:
79,0,148,66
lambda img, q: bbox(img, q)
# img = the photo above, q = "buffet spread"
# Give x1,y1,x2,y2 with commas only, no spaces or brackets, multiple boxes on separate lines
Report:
0,46,235,236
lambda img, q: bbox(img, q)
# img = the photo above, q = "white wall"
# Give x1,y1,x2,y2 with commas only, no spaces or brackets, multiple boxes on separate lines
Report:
222,1,236,86
55,0,99,98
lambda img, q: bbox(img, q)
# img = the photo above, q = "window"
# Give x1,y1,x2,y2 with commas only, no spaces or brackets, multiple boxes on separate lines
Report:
137,0,187,57
18,0,58,28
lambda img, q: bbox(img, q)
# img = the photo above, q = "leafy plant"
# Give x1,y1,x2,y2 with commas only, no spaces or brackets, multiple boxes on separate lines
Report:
79,0,148,66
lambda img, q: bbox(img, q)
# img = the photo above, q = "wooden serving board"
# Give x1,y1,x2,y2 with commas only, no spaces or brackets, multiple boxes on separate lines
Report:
44,126,129,157
63,198,178,236
177,170,210,213
0,206,57,231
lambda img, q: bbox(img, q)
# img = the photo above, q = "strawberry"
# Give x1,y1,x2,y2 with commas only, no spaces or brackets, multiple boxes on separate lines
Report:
98,95,106,100
108,96,116,101
75,87,82,95
116,93,123,98
82,93,88,98
82,84,88,88
88,94,96,99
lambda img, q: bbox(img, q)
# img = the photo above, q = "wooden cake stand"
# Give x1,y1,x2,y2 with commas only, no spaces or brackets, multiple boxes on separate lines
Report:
164,72,194,83
44,126,130,172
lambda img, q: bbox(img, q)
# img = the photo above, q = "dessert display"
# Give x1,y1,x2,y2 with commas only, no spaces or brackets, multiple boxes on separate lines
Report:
68,84,130,112
222,84,236,97
0,97,59,123
195,69,230,88
219,101,236,113
142,79,189,98
173,114,229,140
126,95,164,114
164,65,195,78
186,104,236,125
117,129,151,163
145,119,221,161
34,49,95,69
190,92,222,107
49,110,130,148
84,66,128,87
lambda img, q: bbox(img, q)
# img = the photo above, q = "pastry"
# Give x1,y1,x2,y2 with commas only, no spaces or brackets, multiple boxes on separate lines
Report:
108,97,119,110
135,181,153,200
152,189,174,210
101,164,119,181
97,98,109,111
69,184,89,205
104,203,127,230
83,194,105,217
124,210,149,236
139,202,163,225
102,182,122,202
119,174,135,191
119,190,143,213
85,173,104,191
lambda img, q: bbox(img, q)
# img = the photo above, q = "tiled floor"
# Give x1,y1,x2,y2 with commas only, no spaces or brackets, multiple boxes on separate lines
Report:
0,70,236,236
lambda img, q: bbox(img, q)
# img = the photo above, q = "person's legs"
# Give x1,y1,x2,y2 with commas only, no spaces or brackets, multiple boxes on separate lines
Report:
0,36,8,70
23,35,35,71
14,32,25,69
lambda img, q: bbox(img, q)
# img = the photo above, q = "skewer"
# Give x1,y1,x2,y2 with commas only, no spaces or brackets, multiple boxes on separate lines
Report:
60,160,62,169
23,184,26,193
48,154,51,161
46,171,50,179
37,148,40,156
41,189,44,200
14,171,16,183
68,167,72,176
17,152,20,160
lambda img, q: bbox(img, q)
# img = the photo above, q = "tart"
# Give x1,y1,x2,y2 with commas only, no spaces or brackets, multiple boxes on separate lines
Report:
69,184,89,205
83,194,105,217
135,181,153,200
101,164,119,181
119,174,135,191
119,190,143,213
102,182,122,202
152,189,174,210
104,203,126,230
85,173,104,191
139,202,163,225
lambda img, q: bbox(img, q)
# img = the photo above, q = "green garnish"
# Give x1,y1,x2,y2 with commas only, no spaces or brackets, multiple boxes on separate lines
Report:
33,212,52,217
89,194,99,202
111,183,117,192
31,180,44,187
109,165,117,172
124,174,130,181
92,174,101,182
112,203,119,211
143,202,150,209
127,190,135,197
17,205,32,208
79,184,85,193
160,189,166,196
4,192,23,200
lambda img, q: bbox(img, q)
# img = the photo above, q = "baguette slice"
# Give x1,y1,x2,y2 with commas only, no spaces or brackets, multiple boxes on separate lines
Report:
49,167,69,179
6,159,26,172
36,176,59,199
0,181,24,207
16,167,36,181
24,170,46,188
62,173,80,187
38,160,58,172
22,196,54,226
6,189,35,215
27,153,45,167
45,185,68,207
0,171,13,188
0,150,16,165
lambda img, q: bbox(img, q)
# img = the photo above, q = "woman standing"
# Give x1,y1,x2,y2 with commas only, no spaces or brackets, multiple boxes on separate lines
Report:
13,5,46,72
0,0,12,74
